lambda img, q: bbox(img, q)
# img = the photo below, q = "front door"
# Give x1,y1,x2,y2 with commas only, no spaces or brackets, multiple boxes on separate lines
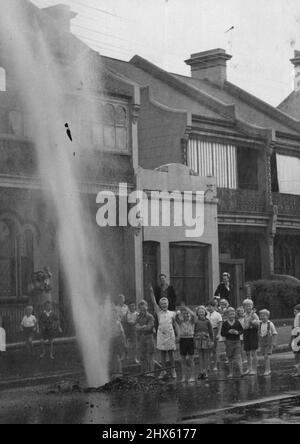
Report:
220,259,245,307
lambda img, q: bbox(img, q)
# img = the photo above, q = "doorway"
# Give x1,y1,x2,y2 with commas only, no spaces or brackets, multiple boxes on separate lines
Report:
220,258,245,307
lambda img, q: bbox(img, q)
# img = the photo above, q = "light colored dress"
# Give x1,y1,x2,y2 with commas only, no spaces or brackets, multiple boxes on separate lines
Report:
157,310,176,351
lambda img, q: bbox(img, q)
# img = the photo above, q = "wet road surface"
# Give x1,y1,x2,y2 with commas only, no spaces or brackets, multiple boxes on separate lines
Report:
0,353,299,424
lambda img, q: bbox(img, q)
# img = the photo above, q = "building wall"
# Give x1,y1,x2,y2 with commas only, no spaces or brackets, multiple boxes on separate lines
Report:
138,88,189,169
137,164,219,304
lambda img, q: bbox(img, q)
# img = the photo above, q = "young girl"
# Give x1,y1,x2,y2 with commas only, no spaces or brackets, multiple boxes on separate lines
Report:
206,299,222,372
291,304,300,377
236,306,247,364
175,305,196,383
243,299,259,375
21,306,38,357
258,309,278,376
221,307,245,378
218,299,230,363
194,306,214,380
150,285,177,379
124,301,139,364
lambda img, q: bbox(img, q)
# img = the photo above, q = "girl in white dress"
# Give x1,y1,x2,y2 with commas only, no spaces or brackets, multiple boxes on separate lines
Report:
150,285,177,379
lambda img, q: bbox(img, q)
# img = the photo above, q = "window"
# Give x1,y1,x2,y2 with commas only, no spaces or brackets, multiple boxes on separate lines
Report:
103,103,128,152
0,217,35,300
276,154,300,196
237,147,258,190
0,67,6,92
187,139,237,189
170,243,209,305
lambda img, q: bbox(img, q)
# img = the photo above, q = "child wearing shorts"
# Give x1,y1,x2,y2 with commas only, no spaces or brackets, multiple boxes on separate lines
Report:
221,307,245,378
258,309,278,376
176,304,196,383
21,305,38,357
206,299,222,371
243,299,259,375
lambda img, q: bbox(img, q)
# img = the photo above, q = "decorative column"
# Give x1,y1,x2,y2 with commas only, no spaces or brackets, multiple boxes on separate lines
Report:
263,142,277,277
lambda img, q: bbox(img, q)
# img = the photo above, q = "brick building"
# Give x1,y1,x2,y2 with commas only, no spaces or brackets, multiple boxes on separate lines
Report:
104,48,300,305
0,1,140,341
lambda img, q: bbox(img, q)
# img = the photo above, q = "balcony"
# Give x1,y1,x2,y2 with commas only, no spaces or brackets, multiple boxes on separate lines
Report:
0,136,134,184
273,192,300,218
218,188,267,214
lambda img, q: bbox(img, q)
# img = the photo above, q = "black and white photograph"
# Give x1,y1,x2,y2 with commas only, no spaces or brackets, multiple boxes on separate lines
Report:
0,0,300,427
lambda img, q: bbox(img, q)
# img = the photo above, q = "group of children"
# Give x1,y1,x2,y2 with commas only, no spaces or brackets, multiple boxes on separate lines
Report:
0,301,62,361
111,289,300,382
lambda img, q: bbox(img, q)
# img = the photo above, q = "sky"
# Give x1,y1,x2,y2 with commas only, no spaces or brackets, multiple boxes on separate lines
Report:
31,0,300,107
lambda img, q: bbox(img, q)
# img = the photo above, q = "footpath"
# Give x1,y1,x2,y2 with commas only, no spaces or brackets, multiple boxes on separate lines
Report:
0,321,294,390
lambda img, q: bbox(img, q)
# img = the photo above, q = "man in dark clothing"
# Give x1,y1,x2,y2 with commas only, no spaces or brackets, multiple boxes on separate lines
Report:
154,274,177,311
214,272,233,305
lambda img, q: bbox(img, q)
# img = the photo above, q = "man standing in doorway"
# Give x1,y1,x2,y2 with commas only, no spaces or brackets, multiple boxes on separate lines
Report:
155,274,177,312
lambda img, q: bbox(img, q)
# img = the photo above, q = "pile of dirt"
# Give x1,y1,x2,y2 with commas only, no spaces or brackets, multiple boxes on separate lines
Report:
95,376,169,393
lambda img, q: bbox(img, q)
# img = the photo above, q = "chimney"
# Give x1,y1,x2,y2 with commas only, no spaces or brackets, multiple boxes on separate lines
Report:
185,48,232,87
43,4,77,32
290,50,300,92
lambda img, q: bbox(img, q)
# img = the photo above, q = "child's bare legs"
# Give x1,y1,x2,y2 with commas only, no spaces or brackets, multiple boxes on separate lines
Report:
198,350,209,377
50,340,55,360
40,340,46,358
187,356,195,382
264,354,271,375
168,350,176,378
247,350,257,375
159,351,168,378
181,356,187,382
211,344,218,371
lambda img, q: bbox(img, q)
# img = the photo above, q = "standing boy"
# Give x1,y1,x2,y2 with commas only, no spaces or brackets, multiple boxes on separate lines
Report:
206,299,222,371
136,300,155,377
221,307,245,378
258,309,278,376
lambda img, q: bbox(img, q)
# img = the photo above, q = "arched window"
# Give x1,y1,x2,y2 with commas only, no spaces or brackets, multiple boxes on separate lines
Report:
0,217,36,300
0,67,6,92
103,102,128,152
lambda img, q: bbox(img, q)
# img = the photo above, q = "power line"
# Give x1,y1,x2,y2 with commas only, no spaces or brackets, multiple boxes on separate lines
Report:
73,23,129,43
67,0,123,19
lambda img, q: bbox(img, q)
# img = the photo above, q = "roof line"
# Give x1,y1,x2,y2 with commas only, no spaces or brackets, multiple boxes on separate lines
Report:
224,81,300,134
130,55,236,121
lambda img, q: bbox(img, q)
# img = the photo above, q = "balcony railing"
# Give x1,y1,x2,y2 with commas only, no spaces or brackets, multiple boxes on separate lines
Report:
273,192,300,217
0,302,74,344
218,188,267,214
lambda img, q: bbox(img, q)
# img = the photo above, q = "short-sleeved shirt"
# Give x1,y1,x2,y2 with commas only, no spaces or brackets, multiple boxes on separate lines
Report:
21,315,37,329
207,311,222,329
259,321,277,337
